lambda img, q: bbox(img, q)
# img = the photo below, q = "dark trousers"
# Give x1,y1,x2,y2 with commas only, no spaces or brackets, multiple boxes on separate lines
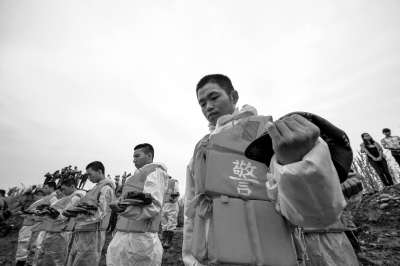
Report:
392,154,400,166
369,158,394,186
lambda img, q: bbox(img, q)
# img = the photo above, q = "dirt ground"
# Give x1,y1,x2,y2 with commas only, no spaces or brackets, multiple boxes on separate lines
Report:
1,185,400,266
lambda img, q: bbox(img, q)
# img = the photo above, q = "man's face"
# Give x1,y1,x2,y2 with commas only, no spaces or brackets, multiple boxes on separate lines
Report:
86,168,102,183
42,185,53,195
33,193,43,201
384,131,391,137
197,83,236,126
61,184,74,196
133,148,150,169
55,189,64,199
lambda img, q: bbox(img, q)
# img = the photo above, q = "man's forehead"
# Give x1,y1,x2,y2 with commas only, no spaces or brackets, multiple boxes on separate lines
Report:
134,148,145,155
197,83,225,100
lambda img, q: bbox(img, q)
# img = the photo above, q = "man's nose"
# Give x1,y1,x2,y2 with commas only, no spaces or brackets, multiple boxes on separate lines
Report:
206,102,214,112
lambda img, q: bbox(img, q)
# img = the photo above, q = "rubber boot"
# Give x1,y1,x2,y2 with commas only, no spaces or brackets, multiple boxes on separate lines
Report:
163,231,174,249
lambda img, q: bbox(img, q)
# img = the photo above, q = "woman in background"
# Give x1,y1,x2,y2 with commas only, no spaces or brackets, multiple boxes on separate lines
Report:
360,133,394,186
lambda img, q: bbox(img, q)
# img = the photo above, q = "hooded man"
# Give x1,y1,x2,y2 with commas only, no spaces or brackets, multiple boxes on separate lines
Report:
36,178,86,266
64,161,115,266
161,176,180,249
107,143,169,266
182,74,346,265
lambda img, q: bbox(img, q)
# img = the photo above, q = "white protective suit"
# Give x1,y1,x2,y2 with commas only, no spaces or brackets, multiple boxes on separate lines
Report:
15,225,33,262
36,190,86,266
67,181,115,266
182,105,346,266
162,179,180,231
107,163,169,266
303,191,362,266
27,193,58,266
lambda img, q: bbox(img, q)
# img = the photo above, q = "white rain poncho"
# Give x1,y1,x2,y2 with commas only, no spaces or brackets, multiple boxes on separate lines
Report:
107,164,169,266
15,225,33,262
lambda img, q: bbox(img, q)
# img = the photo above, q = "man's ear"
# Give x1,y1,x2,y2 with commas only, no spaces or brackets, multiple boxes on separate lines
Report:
230,90,239,104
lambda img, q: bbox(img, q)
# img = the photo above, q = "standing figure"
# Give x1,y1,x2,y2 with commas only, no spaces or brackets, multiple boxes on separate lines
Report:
183,74,347,265
16,189,46,266
107,143,169,266
64,161,115,266
36,178,86,266
161,176,179,249
26,183,58,266
381,128,400,167
360,133,394,186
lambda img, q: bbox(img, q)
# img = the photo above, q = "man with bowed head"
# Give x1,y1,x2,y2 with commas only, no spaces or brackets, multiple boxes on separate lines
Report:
65,161,115,266
107,143,169,266
183,74,346,265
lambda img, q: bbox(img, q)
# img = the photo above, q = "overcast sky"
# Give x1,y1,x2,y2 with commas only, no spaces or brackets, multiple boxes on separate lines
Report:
1,0,399,192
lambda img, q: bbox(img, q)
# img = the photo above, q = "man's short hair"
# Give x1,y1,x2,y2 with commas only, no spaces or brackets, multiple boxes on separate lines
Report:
86,161,105,175
196,74,235,96
134,143,154,159
44,182,57,191
382,128,390,133
61,179,77,188
33,189,46,197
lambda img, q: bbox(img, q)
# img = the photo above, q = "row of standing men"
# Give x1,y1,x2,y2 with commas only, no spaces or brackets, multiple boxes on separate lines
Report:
17,73,375,266
16,143,179,266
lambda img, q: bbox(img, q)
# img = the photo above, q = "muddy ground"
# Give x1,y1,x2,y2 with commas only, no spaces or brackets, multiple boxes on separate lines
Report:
1,185,400,266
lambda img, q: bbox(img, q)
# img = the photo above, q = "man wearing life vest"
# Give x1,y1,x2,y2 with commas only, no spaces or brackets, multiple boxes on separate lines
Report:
36,178,86,266
161,175,180,249
107,143,169,266
27,183,58,266
15,189,46,266
182,74,346,266
64,161,115,266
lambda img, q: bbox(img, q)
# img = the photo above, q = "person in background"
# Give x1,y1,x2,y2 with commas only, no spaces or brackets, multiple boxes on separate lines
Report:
0,189,9,220
26,183,58,266
360,133,394,187
0,189,12,237
36,178,86,266
381,128,400,167
20,191,34,212
16,189,46,266
161,176,180,249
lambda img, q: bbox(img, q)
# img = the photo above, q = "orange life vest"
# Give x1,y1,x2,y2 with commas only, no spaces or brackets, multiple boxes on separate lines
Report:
187,115,303,266
74,179,115,232
164,178,177,203
115,163,164,233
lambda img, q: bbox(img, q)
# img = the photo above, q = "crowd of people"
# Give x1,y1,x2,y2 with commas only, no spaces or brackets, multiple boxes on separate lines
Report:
7,149,180,266
360,129,400,187
1,74,398,266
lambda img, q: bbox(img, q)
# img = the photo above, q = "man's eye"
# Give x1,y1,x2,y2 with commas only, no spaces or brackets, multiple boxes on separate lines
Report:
212,96,218,100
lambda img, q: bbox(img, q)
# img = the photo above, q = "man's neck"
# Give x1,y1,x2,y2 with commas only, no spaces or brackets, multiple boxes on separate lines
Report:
95,177,105,184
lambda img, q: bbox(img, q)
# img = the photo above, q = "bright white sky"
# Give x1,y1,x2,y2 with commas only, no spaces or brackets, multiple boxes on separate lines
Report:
1,0,399,193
